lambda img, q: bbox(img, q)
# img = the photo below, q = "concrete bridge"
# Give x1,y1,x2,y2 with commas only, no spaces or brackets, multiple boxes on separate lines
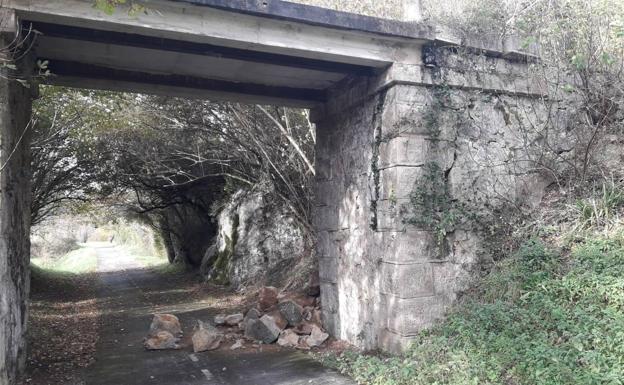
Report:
0,0,543,382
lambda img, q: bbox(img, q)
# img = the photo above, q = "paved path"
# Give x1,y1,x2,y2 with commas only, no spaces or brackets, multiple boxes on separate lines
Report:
85,244,354,385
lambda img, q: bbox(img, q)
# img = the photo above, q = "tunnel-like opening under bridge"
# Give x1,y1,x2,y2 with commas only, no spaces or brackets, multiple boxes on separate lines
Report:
0,1,542,382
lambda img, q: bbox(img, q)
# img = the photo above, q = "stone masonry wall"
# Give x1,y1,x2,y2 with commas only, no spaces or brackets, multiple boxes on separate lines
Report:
314,47,549,352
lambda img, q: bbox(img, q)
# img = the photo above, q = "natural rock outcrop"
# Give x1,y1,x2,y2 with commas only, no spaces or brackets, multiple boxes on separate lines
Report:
201,190,310,289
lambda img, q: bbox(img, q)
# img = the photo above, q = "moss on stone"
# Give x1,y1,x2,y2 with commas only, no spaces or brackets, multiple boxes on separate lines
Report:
209,213,239,286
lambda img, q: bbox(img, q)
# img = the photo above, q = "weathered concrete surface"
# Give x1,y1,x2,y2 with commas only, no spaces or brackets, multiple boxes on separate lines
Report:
0,16,34,383
88,245,354,385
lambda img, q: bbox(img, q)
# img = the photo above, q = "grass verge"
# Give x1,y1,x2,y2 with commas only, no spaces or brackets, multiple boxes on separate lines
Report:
319,234,624,385
31,244,98,274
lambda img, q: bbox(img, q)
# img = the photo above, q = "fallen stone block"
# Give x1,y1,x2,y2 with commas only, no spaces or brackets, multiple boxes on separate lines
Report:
214,314,227,326
301,324,329,348
258,286,278,311
224,313,244,326
292,322,315,336
244,314,282,344
266,310,288,331
149,314,182,337
192,321,222,352
230,339,244,350
277,329,300,348
240,308,262,331
292,295,316,308
144,330,180,350
278,300,304,326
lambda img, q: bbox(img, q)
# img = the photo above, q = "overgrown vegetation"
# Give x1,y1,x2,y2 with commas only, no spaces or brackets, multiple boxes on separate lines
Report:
31,88,316,268
321,217,624,384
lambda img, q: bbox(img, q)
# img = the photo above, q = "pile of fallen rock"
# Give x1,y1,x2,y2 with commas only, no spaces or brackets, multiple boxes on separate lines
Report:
234,286,328,349
143,286,328,353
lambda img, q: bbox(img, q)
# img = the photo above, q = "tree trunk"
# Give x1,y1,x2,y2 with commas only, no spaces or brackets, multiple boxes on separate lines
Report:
0,21,34,384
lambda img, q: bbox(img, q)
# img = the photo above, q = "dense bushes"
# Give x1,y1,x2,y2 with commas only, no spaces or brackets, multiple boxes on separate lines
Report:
322,233,624,385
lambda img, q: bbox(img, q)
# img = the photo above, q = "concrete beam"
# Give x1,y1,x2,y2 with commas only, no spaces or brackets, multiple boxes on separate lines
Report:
171,0,434,39
44,60,325,107
6,0,423,67
30,21,379,76
35,36,345,90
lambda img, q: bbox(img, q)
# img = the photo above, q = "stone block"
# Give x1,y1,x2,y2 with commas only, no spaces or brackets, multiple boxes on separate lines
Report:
376,199,409,231
380,262,435,298
321,308,341,338
244,315,282,344
315,180,340,207
315,155,333,181
320,282,339,315
380,166,422,201
277,300,304,326
385,295,450,336
316,230,331,258
382,102,429,136
319,257,338,284
378,329,416,354
382,230,439,263
379,135,427,168
312,205,339,231
432,261,476,302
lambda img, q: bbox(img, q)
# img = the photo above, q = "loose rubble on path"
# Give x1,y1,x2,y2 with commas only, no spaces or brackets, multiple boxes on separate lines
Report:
144,285,328,353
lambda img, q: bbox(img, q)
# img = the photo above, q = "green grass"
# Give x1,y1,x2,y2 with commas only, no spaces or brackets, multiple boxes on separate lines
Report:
321,234,624,385
31,244,98,274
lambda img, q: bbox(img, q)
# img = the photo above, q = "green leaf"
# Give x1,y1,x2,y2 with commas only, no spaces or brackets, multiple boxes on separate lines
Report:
563,84,575,93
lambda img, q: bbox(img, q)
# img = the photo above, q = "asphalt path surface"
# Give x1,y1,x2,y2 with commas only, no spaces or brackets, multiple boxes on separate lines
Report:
85,244,354,385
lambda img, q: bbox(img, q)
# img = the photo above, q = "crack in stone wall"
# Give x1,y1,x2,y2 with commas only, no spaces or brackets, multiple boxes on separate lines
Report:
369,90,389,231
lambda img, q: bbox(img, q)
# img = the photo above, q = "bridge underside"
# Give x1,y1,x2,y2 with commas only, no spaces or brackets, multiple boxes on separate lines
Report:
7,0,429,107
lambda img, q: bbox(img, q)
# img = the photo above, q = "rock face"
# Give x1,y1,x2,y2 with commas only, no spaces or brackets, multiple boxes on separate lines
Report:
149,314,182,337
200,190,309,288
192,321,222,352
244,315,283,344
144,331,180,350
